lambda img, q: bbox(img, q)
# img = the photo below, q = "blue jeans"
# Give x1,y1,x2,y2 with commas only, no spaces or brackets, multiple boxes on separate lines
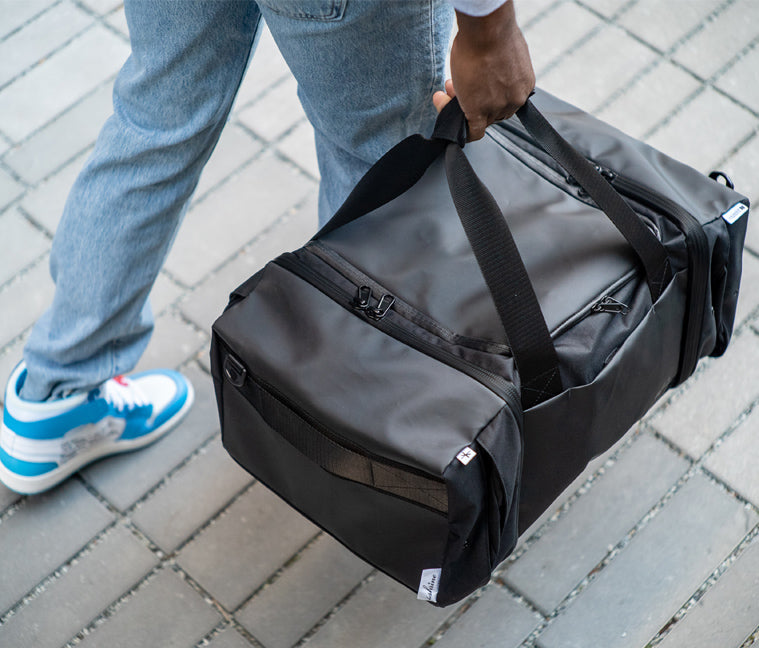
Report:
21,0,453,401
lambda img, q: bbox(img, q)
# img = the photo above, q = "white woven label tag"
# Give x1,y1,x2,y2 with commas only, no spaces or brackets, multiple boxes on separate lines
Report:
417,568,441,602
722,203,748,224
456,447,477,465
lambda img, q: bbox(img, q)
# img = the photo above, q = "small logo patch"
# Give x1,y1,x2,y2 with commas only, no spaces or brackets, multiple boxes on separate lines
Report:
722,203,748,224
417,568,442,602
456,447,477,465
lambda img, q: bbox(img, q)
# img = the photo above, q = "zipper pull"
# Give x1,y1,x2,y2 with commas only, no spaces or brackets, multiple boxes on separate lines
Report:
592,296,629,315
353,285,372,310
594,164,617,182
367,294,396,320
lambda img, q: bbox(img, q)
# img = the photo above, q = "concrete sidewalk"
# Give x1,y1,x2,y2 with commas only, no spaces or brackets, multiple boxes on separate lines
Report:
1,1,758,647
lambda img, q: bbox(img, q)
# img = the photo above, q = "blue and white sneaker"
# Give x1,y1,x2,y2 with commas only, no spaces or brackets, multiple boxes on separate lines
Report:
0,363,194,495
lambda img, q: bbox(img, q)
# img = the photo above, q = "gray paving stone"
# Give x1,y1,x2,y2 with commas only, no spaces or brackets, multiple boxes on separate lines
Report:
237,77,305,143
0,335,25,406
596,60,701,139
132,436,253,552
75,567,221,648
673,0,759,80
0,479,114,615
0,24,129,142
206,627,255,648
0,523,158,648
0,165,24,210
276,120,319,180
0,342,19,390
177,483,318,611
618,0,715,53
722,143,759,254
3,82,112,185
523,2,602,75
180,191,317,333
575,0,629,19
536,473,757,648
192,123,263,203
104,5,129,38
0,0,57,40
150,271,185,317
716,43,759,115
78,0,124,15
705,406,759,508
505,433,689,613
514,0,559,25
0,132,10,157
305,573,459,648
646,88,757,172
0,207,50,286
236,533,373,648
134,311,208,374
650,330,759,458
514,428,638,552
540,25,658,112
0,258,55,348
0,480,22,512
0,1,92,89
81,363,219,510
164,150,315,286
656,534,759,648
734,251,759,327
433,585,542,648
232,27,291,112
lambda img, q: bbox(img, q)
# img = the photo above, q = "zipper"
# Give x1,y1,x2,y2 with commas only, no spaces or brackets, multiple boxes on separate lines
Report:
488,125,662,240
273,252,522,411
550,269,638,339
490,121,709,382
308,241,512,355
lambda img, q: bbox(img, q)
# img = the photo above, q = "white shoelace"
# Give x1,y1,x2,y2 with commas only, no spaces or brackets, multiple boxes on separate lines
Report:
100,376,149,412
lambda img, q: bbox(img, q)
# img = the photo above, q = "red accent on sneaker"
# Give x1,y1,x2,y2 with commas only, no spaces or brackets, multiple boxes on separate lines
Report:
114,375,129,386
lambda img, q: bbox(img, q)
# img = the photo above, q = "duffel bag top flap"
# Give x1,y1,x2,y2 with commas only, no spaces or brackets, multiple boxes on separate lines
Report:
212,90,748,606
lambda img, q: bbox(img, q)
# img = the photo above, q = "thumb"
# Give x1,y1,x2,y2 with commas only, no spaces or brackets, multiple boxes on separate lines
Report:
432,90,452,114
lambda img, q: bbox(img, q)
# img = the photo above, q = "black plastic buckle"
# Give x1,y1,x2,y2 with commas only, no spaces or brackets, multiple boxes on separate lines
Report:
223,354,247,387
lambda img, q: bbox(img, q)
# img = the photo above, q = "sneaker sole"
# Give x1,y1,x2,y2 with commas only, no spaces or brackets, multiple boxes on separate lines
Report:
0,383,194,496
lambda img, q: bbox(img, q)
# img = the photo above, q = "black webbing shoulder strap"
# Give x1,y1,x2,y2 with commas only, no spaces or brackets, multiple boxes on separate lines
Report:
516,100,672,301
315,97,672,408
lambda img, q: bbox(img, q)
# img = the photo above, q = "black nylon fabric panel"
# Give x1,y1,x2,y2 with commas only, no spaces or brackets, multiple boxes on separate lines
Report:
519,272,686,531
241,370,449,514
444,144,562,408
517,100,672,302
220,378,451,596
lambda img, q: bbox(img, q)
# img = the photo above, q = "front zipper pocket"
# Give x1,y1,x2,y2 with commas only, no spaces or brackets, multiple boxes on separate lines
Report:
273,250,522,410
222,349,450,516
490,121,709,382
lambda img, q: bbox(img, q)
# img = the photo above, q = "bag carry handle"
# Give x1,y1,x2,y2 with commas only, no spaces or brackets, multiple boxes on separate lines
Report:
315,97,672,408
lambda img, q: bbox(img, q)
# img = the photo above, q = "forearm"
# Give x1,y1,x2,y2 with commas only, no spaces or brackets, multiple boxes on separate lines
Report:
448,0,534,140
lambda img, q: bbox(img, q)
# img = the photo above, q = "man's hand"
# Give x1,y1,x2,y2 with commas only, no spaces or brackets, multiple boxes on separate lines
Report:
433,1,535,140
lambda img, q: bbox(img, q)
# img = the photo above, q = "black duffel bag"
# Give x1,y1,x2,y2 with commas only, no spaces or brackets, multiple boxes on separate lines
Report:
210,89,749,607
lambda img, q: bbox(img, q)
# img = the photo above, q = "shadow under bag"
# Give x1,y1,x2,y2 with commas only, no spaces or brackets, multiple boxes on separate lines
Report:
210,89,749,606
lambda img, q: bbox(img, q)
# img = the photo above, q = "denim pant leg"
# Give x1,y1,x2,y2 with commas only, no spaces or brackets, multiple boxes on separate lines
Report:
22,1,264,400
22,0,454,401
259,0,454,218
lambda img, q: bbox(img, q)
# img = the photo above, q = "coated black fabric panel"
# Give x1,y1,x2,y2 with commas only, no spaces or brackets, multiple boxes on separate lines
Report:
321,142,640,346
444,143,562,407
213,263,509,476
527,89,747,227
517,99,672,301
519,272,686,532
221,379,450,594
239,370,449,514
